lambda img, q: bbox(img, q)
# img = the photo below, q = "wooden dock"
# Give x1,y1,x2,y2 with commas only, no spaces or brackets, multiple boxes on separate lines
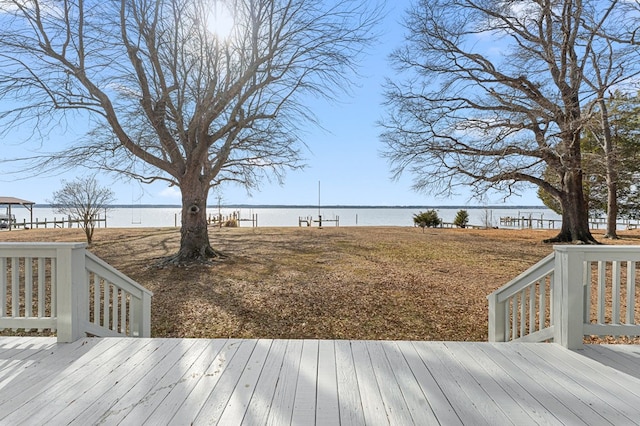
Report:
1,336,639,425
207,211,258,227
499,215,640,230
6,215,107,230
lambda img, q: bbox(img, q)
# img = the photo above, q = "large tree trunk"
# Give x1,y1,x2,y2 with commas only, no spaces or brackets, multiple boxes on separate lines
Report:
605,175,618,239
545,170,598,244
165,173,222,264
601,102,619,239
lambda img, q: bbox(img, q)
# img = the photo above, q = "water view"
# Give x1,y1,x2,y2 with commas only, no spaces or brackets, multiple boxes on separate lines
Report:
10,205,562,228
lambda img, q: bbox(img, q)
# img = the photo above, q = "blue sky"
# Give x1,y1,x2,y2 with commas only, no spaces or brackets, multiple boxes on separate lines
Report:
0,0,541,207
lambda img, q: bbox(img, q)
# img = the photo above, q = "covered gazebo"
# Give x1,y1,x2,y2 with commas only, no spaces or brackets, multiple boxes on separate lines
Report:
0,197,35,230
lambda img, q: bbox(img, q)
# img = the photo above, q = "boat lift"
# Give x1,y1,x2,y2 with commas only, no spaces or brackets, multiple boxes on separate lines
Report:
0,197,35,230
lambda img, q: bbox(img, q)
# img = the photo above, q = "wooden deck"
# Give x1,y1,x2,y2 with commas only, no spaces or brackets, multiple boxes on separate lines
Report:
0,337,639,425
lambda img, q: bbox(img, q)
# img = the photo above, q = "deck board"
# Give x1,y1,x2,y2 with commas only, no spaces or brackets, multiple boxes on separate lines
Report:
121,338,222,424
521,344,640,423
351,340,389,425
367,340,414,425
315,340,339,425
514,344,624,425
144,338,237,424
291,339,319,425
510,344,614,425
473,342,584,425
66,338,187,425
443,342,534,425
410,341,490,425
334,340,365,426
380,341,439,425
243,339,288,426
394,341,459,425
0,338,639,425
581,344,640,380
48,338,173,425
267,339,303,426
454,342,556,425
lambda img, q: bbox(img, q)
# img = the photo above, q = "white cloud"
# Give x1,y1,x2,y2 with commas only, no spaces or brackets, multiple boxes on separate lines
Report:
158,186,181,200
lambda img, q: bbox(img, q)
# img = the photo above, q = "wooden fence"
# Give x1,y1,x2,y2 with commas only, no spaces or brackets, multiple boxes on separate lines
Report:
500,216,640,230
9,216,107,230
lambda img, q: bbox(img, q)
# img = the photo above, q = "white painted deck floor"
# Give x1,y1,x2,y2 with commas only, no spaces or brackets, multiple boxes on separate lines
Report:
0,337,639,425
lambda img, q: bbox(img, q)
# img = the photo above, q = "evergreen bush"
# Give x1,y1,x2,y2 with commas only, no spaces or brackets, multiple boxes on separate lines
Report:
413,210,442,230
453,209,469,228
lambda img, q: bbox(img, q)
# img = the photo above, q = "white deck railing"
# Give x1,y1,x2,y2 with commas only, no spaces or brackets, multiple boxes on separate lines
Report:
488,245,640,348
488,252,556,344
0,242,152,342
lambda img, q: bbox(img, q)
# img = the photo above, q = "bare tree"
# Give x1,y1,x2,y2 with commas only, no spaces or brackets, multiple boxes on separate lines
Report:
581,1,640,239
581,93,640,223
0,0,380,264
49,176,115,244
380,0,637,243
581,29,640,238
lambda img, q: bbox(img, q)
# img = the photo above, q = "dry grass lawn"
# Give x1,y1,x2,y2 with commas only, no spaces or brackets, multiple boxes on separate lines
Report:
2,225,640,341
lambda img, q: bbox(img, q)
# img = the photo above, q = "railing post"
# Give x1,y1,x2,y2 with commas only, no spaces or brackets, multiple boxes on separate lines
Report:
488,293,506,342
553,246,585,349
56,244,88,343
132,291,152,338
141,291,151,337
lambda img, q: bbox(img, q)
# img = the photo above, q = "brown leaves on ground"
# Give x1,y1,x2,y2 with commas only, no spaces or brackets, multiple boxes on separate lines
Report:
4,226,640,341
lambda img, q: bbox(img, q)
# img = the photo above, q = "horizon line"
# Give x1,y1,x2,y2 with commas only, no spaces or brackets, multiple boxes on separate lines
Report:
37,203,549,209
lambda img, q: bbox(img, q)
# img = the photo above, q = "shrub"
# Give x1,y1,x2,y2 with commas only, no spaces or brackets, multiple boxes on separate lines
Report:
453,209,469,228
413,210,442,230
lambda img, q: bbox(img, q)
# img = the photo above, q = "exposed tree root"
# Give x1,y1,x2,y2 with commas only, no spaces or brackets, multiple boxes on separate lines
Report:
543,235,601,244
153,245,227,268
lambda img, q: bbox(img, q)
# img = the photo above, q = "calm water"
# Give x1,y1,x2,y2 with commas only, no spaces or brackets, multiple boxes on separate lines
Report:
13,206,561,228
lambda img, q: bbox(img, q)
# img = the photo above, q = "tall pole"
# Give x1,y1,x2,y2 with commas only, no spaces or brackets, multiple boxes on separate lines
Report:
318,180,321,216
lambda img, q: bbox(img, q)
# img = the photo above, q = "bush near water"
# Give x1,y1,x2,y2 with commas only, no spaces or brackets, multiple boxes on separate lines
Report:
413,210,442,229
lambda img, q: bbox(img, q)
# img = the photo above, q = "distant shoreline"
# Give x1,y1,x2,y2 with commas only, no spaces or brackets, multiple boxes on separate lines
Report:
36,204,550,210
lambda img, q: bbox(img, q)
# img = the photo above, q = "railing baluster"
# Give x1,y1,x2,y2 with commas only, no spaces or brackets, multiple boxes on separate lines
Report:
598,261,606,323
520,290,526,337
529,285,535,334
504,298,510,342
612,261,621,324
25,257,32,319
511,297,517,340
113,287,119,333
85,270,90,323
11,258,19,318
538,278,546,331
583,261,592,324
0,258,6,318
51,258,57,323
627,261,636,324
93,275,100,325
549,272,554,326
37,258,45,318
121,293,127,335
130,296,138,337
104,283,110,330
